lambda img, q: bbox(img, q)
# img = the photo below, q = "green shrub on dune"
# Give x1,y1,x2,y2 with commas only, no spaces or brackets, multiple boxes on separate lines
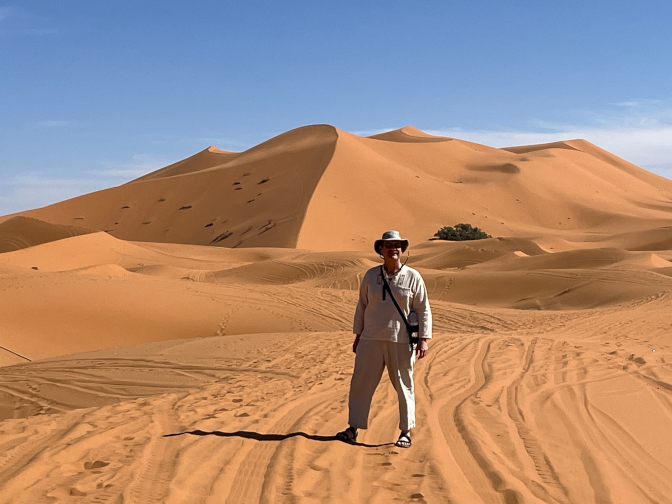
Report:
434,223,491,241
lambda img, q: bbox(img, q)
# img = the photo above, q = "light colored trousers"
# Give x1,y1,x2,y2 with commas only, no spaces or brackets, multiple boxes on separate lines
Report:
348,339,416,431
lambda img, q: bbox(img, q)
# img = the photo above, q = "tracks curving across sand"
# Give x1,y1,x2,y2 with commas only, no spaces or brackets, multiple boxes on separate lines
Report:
1,296,671,503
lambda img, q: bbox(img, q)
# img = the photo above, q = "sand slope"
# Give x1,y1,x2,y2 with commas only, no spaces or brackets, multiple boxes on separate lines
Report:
8,125,338,248
298,127,672,249
4,125,672,250
0,216,93,254
2,228,672,365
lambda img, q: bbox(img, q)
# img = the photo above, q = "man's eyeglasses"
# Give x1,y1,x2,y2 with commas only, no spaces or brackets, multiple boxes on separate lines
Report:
383,242,403,249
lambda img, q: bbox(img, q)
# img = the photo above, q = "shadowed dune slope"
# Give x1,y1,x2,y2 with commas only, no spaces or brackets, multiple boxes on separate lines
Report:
0,216,94,254
3,125,672,251
11,125,338,248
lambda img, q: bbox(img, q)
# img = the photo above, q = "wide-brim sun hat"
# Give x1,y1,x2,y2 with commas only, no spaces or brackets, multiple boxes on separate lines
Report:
374,230,409,254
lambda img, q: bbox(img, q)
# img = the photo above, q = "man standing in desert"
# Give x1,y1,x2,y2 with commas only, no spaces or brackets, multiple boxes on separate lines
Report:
337,230,432,448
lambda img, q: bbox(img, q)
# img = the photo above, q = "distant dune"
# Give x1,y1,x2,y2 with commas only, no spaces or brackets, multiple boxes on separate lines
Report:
3,125,672,250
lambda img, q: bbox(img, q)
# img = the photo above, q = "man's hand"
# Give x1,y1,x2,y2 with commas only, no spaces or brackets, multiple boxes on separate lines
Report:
353,334,361,353
416,338,429,359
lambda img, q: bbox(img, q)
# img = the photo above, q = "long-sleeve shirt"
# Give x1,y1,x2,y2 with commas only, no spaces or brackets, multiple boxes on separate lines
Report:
353,264,432,343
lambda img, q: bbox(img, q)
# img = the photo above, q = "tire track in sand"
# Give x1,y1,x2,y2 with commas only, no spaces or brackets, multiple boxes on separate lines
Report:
451,337,524,503
420,335,503,503
122,394,185,503
504,337,571,503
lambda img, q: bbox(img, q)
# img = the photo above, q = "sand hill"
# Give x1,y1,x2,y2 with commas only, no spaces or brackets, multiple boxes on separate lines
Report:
4,125,672,250
1,125,672,503
0,216,93,253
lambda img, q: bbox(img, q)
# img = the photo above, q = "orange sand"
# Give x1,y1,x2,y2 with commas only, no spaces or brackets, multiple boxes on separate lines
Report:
1,125,672,503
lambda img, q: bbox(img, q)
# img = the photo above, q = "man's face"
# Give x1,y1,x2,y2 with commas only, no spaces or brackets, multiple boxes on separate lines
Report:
383,241,402,260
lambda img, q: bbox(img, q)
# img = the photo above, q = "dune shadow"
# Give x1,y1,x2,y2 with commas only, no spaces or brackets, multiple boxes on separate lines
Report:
163,429,393,448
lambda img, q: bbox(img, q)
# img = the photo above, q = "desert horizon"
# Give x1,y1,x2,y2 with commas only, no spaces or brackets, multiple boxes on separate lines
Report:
1,124,672,503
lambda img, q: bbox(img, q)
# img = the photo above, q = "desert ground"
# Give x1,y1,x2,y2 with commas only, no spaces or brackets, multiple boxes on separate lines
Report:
1,126,672,503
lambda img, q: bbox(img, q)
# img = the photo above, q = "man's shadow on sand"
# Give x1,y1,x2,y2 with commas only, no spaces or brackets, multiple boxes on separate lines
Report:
163,429,393,448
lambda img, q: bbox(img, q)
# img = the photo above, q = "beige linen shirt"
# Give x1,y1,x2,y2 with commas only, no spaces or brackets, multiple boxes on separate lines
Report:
353,265,432,343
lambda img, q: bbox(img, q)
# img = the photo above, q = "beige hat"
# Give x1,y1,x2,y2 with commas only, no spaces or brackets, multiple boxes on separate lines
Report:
374,230,409,254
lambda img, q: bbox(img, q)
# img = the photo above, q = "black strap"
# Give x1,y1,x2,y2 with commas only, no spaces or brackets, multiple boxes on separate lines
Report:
381,266,410,328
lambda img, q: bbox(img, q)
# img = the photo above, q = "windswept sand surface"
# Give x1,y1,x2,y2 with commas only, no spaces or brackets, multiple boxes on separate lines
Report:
2,126,672,503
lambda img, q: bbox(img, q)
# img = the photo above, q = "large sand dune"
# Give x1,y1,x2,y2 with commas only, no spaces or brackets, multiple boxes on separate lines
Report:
1,125,672,503
5,125,672,250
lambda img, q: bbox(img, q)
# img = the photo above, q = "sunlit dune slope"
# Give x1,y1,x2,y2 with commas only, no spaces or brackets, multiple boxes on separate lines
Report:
4,124,672,250
368,125,451,143
297,128,672,249
589,226,672,250
407,237,548,270
132,145,239,182
0,216,93,253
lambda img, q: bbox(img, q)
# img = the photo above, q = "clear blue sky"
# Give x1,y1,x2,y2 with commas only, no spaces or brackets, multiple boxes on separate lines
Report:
2,0,671,214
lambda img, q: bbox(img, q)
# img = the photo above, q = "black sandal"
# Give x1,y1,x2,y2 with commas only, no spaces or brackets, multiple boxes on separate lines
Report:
395,432,411,448
336,427,358,443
